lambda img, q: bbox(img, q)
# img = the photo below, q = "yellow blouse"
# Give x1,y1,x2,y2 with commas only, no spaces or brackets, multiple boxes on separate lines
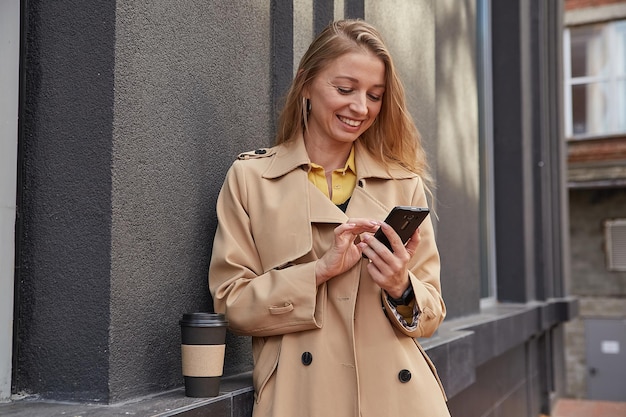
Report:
307,146,357,205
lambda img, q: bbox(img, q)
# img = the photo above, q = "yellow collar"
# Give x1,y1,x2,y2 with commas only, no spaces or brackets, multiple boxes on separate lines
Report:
309,145,356,175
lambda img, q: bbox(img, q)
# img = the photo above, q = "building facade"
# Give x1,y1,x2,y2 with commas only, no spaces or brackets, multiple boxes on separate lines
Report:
1,0,577,416
562,0,626,402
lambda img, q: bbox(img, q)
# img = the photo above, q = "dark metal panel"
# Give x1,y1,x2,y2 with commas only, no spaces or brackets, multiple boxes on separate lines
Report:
314,0,333,35
270,0,294,139
345,0,364,19
492,0,531,302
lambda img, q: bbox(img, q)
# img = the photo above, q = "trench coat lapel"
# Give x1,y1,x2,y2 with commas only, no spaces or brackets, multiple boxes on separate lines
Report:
345,139,418,220
307,183,350,223
260,135,419,229
263,135,349,225
344,185,389,221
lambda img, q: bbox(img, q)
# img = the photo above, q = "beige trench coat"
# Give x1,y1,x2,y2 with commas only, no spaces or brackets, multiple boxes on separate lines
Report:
209,135,450,417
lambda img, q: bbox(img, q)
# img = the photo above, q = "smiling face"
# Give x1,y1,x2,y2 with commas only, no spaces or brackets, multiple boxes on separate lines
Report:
303,51,386,149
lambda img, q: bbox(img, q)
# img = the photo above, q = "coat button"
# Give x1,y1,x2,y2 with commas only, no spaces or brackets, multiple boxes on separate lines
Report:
398,369,412,383
301,351,313,366
254,149,267,154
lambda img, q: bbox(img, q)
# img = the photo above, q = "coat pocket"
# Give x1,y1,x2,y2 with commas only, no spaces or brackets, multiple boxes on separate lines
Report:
252,336,282,404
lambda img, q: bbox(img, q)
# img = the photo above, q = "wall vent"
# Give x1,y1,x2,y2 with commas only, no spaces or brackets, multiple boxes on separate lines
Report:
605,219,626,271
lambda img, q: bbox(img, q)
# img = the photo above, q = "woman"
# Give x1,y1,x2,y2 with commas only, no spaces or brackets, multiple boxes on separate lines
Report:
209,19,449,417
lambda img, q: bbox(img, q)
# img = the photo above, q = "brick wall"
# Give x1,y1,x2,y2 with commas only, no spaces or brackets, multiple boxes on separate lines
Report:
565,0,626,11
565,188,626,398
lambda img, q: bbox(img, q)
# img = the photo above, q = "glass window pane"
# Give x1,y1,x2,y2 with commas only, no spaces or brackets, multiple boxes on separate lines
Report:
616,20,626,76
571,82,610,136
570,24,608,78
616,80,626,133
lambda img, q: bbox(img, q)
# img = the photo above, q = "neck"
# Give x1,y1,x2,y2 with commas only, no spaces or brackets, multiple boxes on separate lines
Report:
304,135,353,171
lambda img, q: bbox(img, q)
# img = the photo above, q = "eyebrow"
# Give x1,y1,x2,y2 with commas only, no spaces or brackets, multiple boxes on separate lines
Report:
333,76,385,88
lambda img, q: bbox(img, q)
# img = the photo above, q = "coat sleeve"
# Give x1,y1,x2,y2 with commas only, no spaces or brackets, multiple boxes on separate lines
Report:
382,177,446,338
208,162,325,337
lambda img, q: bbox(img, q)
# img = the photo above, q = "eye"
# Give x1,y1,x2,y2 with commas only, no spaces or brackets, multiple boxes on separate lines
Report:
368,93,382,102
337,87,353,94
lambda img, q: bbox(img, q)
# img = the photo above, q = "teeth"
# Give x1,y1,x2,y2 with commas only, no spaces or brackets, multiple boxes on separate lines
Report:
339,116,362,127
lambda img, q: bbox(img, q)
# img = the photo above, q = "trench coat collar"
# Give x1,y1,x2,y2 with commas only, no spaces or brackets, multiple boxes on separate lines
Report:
260,134,419,226
262,133,418,182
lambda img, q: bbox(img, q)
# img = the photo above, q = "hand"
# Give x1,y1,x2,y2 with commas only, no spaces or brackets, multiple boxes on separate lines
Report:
315,219,380,285
358,222,421,298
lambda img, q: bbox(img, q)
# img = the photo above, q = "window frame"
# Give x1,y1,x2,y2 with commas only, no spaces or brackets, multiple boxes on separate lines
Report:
564,19,626,139
477,0,497,304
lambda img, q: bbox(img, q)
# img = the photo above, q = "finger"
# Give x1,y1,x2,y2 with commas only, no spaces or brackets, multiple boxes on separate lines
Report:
360,233,386,257
358,240,375,260
366,260,400,291
335,222,356,235
379,222,405,255
346,218,380,234
360,235,396,275
347,218,379,226
404,228,421,257
337,220,378,235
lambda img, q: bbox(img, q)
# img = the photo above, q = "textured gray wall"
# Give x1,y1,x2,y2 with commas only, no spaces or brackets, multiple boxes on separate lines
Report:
367,0,481,318
434,0,481,317
366,0,437,158
16,0,116,402
17,0,270,403
109,1,271,401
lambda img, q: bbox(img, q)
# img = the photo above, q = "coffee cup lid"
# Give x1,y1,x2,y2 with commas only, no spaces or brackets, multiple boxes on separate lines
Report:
179,312,228,327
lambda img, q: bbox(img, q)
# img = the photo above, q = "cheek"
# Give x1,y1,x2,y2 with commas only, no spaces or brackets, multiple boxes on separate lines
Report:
369,102,383,119
313,93,336,112
325,95,347,111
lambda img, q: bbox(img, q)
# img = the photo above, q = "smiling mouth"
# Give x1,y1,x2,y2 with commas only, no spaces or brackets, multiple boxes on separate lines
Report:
338,116,363,127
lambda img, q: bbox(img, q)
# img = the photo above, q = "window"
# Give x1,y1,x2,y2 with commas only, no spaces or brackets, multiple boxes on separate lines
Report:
605,219,626,271
564,20,626,138
477,0,496,302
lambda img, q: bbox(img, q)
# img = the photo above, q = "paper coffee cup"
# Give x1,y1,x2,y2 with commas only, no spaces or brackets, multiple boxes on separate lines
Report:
179,312,228,397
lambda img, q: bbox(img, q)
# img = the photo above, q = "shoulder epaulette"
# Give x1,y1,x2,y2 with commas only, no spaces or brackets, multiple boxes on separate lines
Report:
237,148,275,160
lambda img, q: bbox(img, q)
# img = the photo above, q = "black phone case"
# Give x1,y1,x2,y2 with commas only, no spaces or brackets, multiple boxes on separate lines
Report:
373,206,430,252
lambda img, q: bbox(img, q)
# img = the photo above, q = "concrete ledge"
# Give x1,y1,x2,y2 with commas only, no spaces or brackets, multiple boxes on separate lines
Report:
420,328,475,397
422,298,578,398
0,298,577,417
0,373,253,417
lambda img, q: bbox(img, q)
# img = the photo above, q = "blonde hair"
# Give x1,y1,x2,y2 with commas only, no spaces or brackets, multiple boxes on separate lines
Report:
275,19,432,187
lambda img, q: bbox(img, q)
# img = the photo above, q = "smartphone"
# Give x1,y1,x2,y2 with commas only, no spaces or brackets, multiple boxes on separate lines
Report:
372,206,430,253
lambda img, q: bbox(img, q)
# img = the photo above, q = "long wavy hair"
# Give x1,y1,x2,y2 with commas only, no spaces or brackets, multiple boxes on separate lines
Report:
275,19,432,187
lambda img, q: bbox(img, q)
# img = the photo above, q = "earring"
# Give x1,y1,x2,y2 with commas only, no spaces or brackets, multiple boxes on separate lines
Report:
302,98,311,130
302,97,312,127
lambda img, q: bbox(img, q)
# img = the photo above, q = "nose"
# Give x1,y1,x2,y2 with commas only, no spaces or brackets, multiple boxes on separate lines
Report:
349,93,368,116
